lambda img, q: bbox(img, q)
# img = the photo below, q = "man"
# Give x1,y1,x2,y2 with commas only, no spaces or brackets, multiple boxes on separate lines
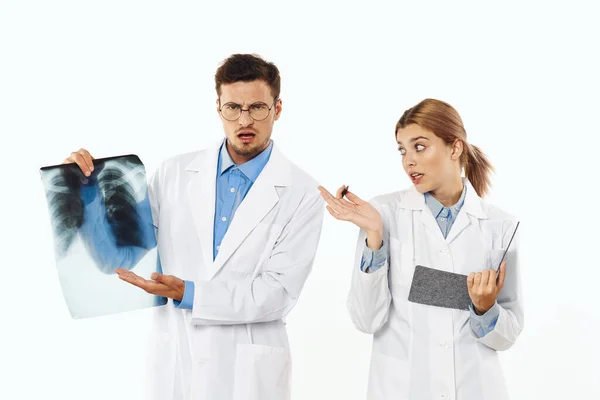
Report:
63,53,325,400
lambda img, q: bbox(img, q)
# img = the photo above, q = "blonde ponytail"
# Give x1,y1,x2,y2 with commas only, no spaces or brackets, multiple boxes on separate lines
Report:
464,143,494,197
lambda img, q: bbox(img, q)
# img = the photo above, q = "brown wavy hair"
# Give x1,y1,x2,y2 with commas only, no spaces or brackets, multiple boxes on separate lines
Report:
395,98,494,197
215,53,281,100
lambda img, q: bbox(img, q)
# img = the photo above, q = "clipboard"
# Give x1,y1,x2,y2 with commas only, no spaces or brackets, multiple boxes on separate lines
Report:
407,221,520,311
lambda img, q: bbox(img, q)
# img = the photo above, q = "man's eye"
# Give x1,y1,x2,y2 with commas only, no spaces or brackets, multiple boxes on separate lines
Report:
225,103,240,110
251,103,267,110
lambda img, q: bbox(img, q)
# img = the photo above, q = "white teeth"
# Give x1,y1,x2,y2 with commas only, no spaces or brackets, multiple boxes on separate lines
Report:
411,173,422,177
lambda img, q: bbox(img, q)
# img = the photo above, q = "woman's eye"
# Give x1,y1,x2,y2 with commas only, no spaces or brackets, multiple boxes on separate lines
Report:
398,147,406,155
416,144,425,151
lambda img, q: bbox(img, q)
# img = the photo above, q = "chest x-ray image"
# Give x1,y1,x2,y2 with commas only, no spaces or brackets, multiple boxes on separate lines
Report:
39,154,167,319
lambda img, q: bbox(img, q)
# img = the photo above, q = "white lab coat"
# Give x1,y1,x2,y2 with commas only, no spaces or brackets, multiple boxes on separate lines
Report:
143,140,324,400
348,180,523,400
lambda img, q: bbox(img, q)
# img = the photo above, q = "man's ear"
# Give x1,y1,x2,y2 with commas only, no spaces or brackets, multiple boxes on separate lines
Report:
274,98,282,121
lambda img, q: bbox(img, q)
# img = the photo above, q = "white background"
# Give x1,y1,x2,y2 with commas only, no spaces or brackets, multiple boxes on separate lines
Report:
1,1,598,399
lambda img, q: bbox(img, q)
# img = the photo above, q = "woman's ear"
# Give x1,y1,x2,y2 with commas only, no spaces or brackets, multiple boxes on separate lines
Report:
451,139,464,161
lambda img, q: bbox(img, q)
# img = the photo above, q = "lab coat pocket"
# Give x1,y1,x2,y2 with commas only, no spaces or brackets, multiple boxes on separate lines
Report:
232,343,292,400
388,236,414,292
367,352,409,400
487,249,506,271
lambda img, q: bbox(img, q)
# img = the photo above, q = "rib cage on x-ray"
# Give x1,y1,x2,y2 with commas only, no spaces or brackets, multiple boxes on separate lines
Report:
97,158,147,248
41,155,151,259
43,168,84,257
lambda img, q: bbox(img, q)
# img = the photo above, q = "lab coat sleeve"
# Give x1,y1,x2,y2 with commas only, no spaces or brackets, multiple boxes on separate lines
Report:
469,302,500,337
472,222,524,351
346,201,392,334
189,190,325,325
361,240,389,273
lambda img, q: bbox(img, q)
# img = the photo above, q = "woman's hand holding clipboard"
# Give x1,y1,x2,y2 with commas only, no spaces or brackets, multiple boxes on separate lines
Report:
467,221,520,315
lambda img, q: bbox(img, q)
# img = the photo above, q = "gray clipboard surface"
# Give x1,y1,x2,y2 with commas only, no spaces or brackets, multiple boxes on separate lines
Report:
408,266,471,310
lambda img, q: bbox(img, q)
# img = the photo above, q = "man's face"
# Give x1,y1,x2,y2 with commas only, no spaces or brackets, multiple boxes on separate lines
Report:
217,80,282,164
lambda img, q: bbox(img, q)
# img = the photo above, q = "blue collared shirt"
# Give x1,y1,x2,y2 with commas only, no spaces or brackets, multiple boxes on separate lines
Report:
174,139,273,309
360,183,499,338
423,184,466,238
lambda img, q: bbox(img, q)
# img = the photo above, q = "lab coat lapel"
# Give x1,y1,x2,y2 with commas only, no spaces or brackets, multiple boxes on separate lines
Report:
206,143,292,280
445,180,487,244
420,209,447,244
444,207,472,245
402,186,447,244
186,141,220,272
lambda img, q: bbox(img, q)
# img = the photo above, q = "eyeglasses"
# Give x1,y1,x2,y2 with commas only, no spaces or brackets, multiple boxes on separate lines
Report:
219,99,277,121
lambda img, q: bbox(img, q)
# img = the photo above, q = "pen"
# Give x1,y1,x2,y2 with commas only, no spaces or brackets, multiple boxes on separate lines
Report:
497,221,519,271
341,185,349,197
495,221,520,284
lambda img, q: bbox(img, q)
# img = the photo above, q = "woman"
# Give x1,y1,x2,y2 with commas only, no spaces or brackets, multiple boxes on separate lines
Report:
318,98,523,400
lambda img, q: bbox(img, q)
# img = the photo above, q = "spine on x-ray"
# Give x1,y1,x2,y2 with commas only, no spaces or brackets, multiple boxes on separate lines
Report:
97,160,146,248
46,168,84,257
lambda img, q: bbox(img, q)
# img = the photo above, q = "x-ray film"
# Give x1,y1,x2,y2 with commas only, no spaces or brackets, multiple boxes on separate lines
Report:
39,154,167,319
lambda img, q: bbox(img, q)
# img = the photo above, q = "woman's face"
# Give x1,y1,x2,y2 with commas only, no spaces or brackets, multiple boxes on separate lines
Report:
396,123,461,193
